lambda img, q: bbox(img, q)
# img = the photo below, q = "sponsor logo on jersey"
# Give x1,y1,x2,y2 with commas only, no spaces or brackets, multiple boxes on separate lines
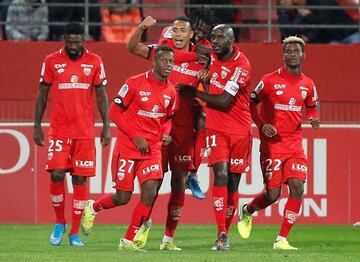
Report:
210,72,224,89
54,63,66,69
75,160,94,168
231,158,244,165
137,110,166,119
276,90,283,95
57,68,65,73
81,64,94,68
299,86,308,91
274,104,302,112
291,163,308,173
175,155,192,162
274,83,286,89
142,164,160,175
118,84,129,98
58,83,90,89
139,91,151,96
172,65,198,77
99,63,106,79
141,97,149,102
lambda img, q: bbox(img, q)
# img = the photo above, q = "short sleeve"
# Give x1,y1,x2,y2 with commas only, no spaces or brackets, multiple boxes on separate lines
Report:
114,79,137,108
94,58,107,86
166,89,176,117
305,83,319,108
40,56,53,85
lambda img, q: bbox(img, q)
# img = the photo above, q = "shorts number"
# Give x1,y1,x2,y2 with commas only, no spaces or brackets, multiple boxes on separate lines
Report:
118,159,135,173
206,135,217,147
49,140,63,152
265,159,281,171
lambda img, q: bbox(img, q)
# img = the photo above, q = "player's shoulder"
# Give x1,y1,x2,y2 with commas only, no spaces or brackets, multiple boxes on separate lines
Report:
233,50,251,70
44,48,62,62
126,71,148,85
85,50,103,63
301,72,315,87
262,68,282,83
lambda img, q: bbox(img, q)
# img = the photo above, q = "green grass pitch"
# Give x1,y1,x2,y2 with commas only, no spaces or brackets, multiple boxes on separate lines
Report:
0,224,359,261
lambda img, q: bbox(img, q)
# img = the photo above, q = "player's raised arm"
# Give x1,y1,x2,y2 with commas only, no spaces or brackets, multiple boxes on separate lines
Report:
127,16,156,59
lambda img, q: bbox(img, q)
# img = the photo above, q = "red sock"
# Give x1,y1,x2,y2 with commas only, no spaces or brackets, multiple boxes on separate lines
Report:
93,193,117,212
247,191,269,213
226,191,239,231
194,129,206,170
279,197,302,238
69,184,87,236
124,201,151,241
50,180,66,225
212,185,228,236
164,192,185,237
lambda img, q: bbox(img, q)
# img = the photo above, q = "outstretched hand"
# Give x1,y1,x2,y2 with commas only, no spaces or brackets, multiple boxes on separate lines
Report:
33,126,44,146
178,84,197,97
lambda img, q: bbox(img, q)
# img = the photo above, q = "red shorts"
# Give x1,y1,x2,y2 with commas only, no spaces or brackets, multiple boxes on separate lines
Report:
164,126,196,172
46,136,96,177
112,153,163,192
206,129,251,174
260,152,307,189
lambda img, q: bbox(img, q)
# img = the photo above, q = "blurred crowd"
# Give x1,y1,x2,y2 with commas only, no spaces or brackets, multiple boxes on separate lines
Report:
0,0,359,43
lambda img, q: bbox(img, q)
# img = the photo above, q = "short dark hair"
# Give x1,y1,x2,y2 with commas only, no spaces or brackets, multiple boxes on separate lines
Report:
154,45,174,56
64,23,84,35
174,16,191,24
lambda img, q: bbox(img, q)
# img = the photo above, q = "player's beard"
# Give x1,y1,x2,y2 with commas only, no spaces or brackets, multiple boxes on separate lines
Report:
66,48,83,60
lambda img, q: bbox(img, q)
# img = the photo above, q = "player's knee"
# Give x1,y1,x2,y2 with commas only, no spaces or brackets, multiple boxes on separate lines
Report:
113,191,131,205
265,191,281,204
288,179,304,199
141,189,157,206
72,175,86,185
214,170,228,186
50,170,65,182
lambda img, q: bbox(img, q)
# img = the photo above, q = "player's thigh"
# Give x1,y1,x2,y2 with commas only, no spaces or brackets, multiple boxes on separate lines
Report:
283,153,308,184
260,153,285,190
111,153,136,192
71,139,96,177
206,129,229,166
168,126,195,171
46,136,72,172
228,134,252,174
136,158,163,186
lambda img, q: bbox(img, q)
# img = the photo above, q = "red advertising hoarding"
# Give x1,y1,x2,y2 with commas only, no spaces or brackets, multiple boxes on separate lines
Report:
0,123,359,224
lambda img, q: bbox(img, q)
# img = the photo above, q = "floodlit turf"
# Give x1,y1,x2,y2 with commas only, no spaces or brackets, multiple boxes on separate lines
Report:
0,224,359,261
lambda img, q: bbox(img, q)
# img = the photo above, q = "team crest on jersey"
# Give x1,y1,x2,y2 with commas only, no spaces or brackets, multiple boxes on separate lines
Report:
164,95,171,108
48,152,53,160
83,67,91,76
301,90,307,99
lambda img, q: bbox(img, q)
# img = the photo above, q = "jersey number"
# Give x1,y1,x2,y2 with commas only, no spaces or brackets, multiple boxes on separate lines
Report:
206,135,217,147
49,140,63,152
265,159,281,171
118,159,135,173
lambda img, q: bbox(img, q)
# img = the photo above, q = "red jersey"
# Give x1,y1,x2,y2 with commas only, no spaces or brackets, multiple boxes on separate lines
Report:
40,47,107,139
252,66,319,153
112,71,176,159
149,44,204,128
205,46,252,135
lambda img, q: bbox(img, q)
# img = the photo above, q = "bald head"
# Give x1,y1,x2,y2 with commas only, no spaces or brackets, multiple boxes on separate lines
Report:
212,24,234,40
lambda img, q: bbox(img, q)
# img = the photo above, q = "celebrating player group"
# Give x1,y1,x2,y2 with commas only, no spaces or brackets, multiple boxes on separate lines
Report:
34,6,320,252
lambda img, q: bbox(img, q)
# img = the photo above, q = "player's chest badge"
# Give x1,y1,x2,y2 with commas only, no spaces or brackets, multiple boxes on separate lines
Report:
83,68,91,76
221,70,227,79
